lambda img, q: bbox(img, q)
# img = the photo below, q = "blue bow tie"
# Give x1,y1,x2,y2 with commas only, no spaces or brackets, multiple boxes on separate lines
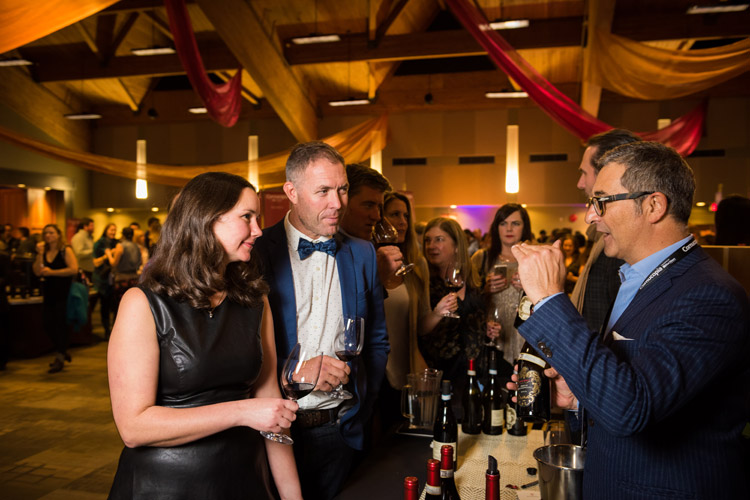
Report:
297,238,337,259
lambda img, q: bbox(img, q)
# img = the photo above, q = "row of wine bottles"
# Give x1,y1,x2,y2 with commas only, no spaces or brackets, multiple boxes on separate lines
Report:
404,445,501,500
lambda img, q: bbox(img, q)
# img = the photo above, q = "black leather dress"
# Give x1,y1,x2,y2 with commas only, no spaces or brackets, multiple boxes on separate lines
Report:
108,288,274,500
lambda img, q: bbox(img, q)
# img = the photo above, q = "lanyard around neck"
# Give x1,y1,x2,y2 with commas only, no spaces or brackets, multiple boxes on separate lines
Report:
638,237,698,291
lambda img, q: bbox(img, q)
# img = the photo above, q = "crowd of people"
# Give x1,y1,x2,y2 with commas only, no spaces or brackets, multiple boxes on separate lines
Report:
1,130,748,499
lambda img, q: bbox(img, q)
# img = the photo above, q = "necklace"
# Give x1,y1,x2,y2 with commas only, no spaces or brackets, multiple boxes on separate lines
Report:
208,291,227,318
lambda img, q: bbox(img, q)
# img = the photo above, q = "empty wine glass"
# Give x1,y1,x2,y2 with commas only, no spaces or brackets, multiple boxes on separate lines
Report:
260,342,322,445
330,316,365,400
486,305,502,347
443,264,464,319
372,218,415,276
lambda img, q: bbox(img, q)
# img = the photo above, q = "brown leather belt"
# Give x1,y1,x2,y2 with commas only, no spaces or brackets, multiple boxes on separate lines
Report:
295,406,341,429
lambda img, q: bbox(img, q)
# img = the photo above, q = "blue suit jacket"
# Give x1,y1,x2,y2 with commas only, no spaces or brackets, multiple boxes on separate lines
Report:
253,220,389,450
520,246,749,499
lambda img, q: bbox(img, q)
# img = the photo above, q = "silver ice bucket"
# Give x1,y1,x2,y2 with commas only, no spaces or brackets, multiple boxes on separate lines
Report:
533,444,586,500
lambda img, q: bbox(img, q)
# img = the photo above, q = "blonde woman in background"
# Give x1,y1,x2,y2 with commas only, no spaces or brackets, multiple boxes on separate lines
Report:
419,217,485,400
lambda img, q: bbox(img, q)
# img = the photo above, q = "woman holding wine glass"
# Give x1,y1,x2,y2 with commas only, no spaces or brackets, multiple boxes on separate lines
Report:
470,204,531,377
107,172,302,500
419,217,485,403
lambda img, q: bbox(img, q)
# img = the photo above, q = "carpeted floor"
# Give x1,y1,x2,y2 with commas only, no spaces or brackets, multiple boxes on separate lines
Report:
0,319,121,499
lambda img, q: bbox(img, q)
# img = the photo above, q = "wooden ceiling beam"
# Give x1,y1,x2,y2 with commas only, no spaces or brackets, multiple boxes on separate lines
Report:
198,0,318,142
374,0,410,46
284,11,750,66
102,0,194,14
24,42,239,82
285,18,583,65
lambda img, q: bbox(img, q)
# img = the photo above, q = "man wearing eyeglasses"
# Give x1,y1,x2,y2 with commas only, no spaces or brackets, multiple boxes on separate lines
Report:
511,141,750,498
571,129,641,332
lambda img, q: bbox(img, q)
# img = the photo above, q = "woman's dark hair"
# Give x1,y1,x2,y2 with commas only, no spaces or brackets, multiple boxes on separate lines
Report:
486,204,532,269
715,195,750,245
140,172,268,309
99,223,116,240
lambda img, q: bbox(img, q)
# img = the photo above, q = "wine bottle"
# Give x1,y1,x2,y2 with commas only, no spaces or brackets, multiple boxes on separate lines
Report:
432,380,458,467
403,476,419,500
517,341,551,423
439,445,461,500
425,459,442,500
505,386,528,436
461,358,482,435
485,455,500,500
481,350,504,435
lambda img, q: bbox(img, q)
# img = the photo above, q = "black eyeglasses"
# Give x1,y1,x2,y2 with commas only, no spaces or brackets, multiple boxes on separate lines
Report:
587,191,654,216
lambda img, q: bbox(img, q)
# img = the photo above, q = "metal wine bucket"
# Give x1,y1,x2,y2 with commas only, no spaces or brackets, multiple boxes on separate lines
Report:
533,444,586,500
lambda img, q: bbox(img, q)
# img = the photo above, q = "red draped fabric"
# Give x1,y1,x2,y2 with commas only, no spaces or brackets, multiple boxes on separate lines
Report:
164,0,242,127
445,0,706,156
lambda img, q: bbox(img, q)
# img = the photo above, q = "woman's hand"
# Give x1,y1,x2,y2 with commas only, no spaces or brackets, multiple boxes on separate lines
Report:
485,272,507,294
241,398,299,434
486,319,502,340
36,241,45,253
510,272,523,290
433,293,458,317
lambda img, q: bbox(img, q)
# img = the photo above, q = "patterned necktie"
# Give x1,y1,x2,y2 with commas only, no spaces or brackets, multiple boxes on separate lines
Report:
297,238,337,260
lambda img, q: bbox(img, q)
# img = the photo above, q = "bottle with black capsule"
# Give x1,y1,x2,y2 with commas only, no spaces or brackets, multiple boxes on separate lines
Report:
461,358,482,435
485,455,500,500
432,380,458,467
424,459,442,500
505,384,528,436
439,445,461,500
517,341,551,423
403,476,419,500
481,350,504,435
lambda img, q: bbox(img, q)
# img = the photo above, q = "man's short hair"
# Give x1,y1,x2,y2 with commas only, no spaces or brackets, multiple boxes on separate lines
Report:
587,129,642,173
285,141,345,183
121,227,134,240
345,163,392,198
78,217,93,230
599,141,695,225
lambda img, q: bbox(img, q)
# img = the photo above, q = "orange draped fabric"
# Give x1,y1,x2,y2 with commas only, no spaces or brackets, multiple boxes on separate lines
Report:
0,115,389,187
0,0,119,54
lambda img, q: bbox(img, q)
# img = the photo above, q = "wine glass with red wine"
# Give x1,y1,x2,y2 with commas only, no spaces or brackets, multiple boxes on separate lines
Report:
260,342,322,445
330,316,365,400
443,264,464,319
371,218,415,276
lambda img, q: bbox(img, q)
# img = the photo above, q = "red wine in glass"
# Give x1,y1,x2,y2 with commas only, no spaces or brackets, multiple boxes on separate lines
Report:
444,265,463,319
371,219,415,276
331,316,364,400
281,381,316,400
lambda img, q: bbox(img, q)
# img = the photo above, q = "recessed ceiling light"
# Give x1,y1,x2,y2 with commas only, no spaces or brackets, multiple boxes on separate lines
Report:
696,201,706,207
107,207,115,213
489,19,530,30
17,183,26,188
151,207,160,212
485,91,528,99
290,34,341,45
44,187,51,191
0,58,33,67
687,4,748,14
328,98,370,107
449,205,457,209
131,46,176,56
64,113,102,120
188,107,208,114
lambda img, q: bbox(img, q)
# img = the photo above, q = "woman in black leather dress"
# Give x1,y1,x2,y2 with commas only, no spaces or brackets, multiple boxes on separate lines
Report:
107,172,302,500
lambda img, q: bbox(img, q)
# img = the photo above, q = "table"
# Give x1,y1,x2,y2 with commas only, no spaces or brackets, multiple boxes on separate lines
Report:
336,426,543,500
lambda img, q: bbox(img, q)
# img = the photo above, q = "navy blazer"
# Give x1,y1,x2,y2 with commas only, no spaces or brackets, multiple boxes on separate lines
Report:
253,220,389,450
520,246,750,499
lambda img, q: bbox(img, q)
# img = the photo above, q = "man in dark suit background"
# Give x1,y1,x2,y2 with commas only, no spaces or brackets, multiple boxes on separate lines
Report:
570,129,641,332
253,141,389,500
512,141,749,499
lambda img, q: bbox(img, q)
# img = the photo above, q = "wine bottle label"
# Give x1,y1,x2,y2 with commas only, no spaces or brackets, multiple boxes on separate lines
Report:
440,469,454,479
518,366,542,408
467,369,476,375
425,484,441,495
505,405,517,427
518,351,546,369
491,409,504,427
432,440,457,462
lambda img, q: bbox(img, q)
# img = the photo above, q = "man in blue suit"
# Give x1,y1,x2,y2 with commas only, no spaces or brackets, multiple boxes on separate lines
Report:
253,141,389,500
512,141,749,499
